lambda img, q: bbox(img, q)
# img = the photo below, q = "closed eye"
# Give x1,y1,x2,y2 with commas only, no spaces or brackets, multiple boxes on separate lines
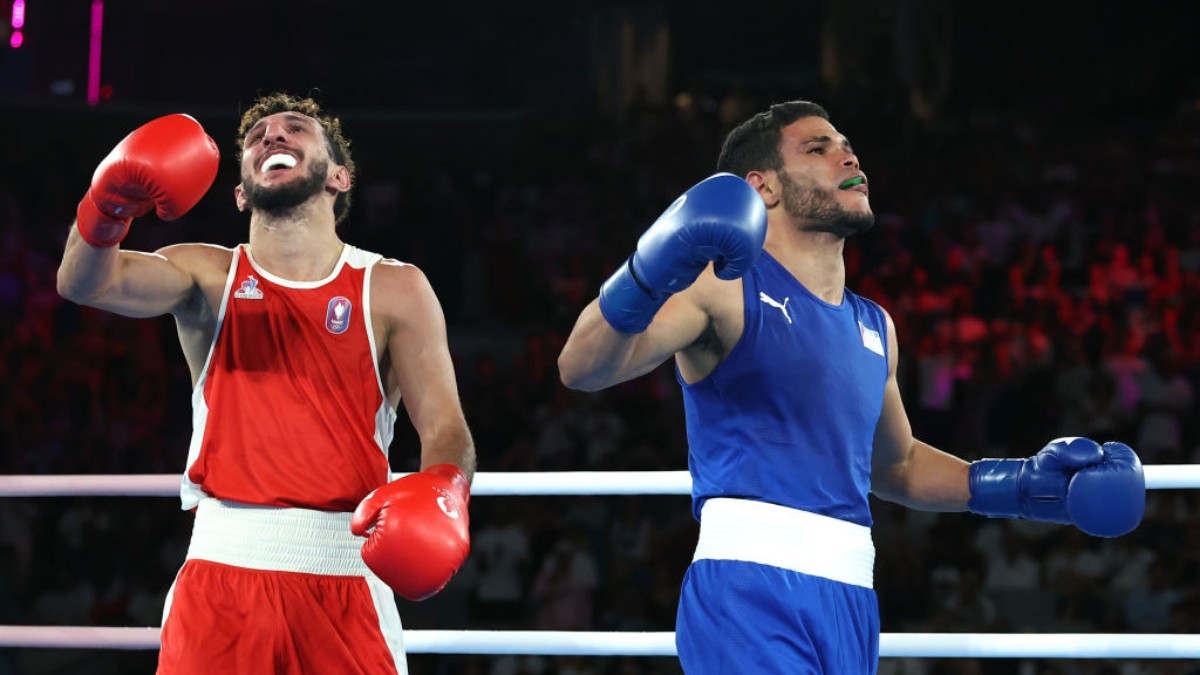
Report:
800,135,853,156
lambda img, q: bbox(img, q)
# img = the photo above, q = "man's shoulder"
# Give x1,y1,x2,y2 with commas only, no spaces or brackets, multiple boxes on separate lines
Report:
845,286,890,318
369,258,441,326
371,257,424,287
156,242,237,270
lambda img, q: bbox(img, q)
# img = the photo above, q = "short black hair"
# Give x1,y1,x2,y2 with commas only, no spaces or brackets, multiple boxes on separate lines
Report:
715,101,830,178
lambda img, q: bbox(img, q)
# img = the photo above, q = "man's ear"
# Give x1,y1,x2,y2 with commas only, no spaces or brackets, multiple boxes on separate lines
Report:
327,164,351,195
234,184,248,212
745,170,779,208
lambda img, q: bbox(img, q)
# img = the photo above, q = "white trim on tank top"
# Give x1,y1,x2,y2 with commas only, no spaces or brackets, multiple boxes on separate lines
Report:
243,242,351,289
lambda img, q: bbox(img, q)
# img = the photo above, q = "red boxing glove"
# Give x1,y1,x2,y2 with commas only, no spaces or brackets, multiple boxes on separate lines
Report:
351,464,471,601
76,114,220,248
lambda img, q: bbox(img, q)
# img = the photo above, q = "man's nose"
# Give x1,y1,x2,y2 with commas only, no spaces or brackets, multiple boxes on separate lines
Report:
261,122,287,145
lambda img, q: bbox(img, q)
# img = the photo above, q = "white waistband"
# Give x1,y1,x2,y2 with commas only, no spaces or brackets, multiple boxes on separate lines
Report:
186,498,370,576
693,498,875,588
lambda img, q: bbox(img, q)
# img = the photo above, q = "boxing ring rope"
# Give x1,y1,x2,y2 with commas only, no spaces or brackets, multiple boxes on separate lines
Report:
2,465,1198,658
2,627,1200,658
1,464,1197,496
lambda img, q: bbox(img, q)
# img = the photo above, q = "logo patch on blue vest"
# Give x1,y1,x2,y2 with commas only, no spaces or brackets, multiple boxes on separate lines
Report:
859,320,884,356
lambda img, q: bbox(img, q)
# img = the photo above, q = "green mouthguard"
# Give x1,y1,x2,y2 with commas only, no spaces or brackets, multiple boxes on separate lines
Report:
839,177,865,190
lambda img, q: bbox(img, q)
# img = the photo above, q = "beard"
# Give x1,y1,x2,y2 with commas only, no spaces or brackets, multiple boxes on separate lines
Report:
241,161,329,215
779,171,875,238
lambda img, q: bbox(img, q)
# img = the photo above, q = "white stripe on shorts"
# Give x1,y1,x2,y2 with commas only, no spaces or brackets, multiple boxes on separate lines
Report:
693,498,875,588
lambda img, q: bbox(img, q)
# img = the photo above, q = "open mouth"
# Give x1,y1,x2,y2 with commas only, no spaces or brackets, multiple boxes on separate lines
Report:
261,153,298,174
838,176,866,191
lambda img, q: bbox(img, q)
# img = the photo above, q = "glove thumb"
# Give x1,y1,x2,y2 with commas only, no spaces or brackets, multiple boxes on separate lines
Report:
350,488,383,537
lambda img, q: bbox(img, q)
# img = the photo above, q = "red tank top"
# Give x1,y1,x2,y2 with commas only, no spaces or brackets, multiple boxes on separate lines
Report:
181,244,397,511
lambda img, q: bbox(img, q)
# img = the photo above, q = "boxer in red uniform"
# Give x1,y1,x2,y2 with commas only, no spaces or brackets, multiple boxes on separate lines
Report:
57,94,474,674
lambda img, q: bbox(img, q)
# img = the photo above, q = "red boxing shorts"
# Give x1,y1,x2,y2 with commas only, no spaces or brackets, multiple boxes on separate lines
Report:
157,499,407,674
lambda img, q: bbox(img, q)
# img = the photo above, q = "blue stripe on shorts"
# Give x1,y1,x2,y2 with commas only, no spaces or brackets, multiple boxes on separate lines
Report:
676,558,879,674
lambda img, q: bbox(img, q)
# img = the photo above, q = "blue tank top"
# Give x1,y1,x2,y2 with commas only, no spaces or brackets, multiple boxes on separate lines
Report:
679,251,889,527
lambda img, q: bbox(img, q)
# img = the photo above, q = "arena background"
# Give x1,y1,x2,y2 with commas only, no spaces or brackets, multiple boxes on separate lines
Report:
2,1,1199,673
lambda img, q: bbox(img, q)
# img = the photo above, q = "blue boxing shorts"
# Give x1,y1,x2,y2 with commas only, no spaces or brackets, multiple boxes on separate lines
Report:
675,498,879,674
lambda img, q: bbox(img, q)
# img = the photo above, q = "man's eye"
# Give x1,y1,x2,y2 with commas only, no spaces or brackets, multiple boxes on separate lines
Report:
808,147,825,155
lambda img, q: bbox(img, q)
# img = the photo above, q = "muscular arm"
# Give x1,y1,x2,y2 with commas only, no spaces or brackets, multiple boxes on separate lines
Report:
559,174,765,391
378,262,475,480
57,225,198,318
58,113,219,317
558,279,712,392
870,310,971,511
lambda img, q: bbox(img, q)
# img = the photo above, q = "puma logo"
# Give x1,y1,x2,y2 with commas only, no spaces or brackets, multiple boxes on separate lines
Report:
759,292,792,324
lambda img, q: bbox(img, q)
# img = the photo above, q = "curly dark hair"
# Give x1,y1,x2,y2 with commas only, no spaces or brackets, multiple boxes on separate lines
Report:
715,101,830,179
237,92,356,224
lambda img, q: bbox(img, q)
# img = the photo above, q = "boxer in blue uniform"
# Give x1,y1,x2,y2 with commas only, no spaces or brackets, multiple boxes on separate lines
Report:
557,101,1146,674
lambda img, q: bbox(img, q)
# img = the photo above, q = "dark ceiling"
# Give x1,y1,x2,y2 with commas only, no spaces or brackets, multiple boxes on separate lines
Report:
1,0,1195,118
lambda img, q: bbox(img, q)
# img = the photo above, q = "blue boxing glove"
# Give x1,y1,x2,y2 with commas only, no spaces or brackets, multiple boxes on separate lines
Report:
599,173,767,333
1067,441,1145,537
968,437,1145,537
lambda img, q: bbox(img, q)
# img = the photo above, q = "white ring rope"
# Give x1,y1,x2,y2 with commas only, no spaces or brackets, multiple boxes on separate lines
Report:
0,465,1195,497
1,627,1199,658
4,467,1195,659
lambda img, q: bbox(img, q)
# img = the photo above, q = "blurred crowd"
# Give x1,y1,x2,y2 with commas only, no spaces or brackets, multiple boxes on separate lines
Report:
1,87,1199,675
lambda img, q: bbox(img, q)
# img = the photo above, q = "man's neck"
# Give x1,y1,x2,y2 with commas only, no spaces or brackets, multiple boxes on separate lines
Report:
247,204,344,281
763,222,846,305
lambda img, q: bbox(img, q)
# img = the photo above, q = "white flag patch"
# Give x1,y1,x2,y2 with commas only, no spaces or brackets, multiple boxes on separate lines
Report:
859,320,884,356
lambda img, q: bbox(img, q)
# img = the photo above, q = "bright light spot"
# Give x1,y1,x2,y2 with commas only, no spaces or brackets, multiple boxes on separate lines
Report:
11,0,24,29
9,30,22,48
88,0,104,104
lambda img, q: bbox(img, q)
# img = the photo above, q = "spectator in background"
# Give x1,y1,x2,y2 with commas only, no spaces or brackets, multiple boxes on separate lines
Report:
530,534,598,631
470,502,533,628
1135,334,1194,464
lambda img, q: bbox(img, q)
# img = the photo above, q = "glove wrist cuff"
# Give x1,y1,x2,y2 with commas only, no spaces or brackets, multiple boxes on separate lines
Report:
967,458,1026,519
423,464,471,501
598,257,665,334
76,190,131,248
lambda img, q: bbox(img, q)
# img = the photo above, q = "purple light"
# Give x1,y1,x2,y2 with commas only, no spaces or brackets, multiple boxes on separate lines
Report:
87,0,103,105
12,0,25,29
9,30,22,48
